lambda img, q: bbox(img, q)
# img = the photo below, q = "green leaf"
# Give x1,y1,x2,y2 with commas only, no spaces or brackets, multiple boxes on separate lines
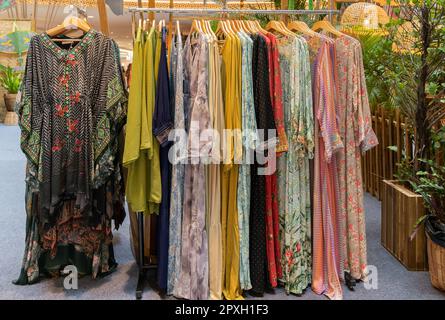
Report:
388,145,398,152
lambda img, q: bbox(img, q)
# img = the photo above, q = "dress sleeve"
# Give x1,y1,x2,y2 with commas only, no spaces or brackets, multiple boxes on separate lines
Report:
122,37,143,167
153,30,173,147
316,42,343,162
300,39,315,160
188,36,213,162
16,37,41,172
355,43,378,153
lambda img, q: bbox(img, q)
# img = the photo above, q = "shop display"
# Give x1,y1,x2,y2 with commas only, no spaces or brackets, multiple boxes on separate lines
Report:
119,16,377,300
11,6,383,301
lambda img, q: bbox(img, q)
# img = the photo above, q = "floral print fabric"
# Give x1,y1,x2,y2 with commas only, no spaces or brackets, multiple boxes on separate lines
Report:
276,34,314,295
334,35,378,282
237,31,257,291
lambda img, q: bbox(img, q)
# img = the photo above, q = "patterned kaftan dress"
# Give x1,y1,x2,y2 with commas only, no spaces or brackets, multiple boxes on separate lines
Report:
15,30,127,284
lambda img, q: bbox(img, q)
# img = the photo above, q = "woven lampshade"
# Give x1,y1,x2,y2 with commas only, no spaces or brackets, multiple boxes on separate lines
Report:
16,0,276,9
392,20,417,53
341,2,390,28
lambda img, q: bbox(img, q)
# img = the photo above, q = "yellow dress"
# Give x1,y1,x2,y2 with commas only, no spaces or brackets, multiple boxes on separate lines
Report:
221,33,243,300
123,27,161,215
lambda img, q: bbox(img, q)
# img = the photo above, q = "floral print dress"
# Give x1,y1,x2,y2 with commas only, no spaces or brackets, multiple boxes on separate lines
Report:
276,34,314,295
333,35,378,282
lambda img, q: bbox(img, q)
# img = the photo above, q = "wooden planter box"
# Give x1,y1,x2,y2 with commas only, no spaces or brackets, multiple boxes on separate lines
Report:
381,180,428,271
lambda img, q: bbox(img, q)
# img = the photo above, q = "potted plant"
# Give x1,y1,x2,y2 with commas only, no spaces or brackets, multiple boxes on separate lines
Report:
399,128,445,290
0,65,21,111
381,0,445,284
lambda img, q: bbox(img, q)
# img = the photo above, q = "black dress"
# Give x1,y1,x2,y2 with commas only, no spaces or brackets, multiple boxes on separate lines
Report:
249,34,276,296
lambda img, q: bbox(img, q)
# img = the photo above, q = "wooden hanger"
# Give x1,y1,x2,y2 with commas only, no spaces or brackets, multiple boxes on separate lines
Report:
254,20,267,34
216,20,228,37
312,20,344,37
207,20,217,41
176,20,181,36
248,20,258,33
241,20,252,34
200,19,208,35
288,21,319,37
265,20,288,36
279,21,296,36
225,20,235,34
46,15,90,38
190,19,200,34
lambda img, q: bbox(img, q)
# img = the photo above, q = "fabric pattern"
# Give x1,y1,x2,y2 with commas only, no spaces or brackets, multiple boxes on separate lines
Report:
167,30,185,296
175,33,212,300
308,35,344,300
15,29,126,284
236,31,257,291
333,35,378,282
249,33,277,296
275,34,314,295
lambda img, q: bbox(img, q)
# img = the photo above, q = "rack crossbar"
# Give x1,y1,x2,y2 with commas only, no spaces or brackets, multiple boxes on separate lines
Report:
128,8,340,15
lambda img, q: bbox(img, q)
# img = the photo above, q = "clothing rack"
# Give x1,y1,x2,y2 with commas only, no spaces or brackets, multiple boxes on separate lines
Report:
129,6,341,300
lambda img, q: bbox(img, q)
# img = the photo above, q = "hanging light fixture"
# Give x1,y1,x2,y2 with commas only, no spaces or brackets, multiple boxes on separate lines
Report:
340,2,390,35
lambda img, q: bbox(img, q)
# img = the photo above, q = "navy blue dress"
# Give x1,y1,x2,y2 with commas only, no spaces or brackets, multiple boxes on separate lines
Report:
153,27,173,293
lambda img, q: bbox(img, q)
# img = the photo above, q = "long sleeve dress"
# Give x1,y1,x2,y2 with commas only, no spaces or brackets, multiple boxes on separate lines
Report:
236,31,257,292
167,30,185,296
308,35,345,300
333,35,378,282
153,27,173,294
175,33,212,300
276,33,314,295
15,30,127,284
249,33,277,297
221,33,244,300
207,35,225,300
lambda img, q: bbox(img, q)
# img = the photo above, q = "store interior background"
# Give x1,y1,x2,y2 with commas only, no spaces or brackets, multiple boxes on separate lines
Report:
0,0,444,300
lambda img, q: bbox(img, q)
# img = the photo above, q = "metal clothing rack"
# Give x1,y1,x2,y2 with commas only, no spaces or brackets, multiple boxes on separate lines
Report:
129,6,340,300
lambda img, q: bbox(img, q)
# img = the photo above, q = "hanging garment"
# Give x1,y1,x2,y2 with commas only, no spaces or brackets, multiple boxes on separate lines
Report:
123,26,161,215
167,30,185,296
237,30,257,292
221,33,243,301
15,30,127,284
265,32,287,288
175,33,212,300
333,35,378,282
308,35,345,300
207,36,225,300
154,27,173,293
276,33,314,295
249,33,277,297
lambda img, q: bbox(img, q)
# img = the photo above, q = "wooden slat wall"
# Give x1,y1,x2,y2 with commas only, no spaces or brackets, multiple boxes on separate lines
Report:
362,107,444,201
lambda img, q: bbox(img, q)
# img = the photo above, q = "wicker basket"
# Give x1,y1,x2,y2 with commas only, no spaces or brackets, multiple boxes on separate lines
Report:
427,233,445,292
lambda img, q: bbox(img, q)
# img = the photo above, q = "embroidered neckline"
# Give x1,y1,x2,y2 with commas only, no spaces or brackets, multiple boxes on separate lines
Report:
40,29,96,59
